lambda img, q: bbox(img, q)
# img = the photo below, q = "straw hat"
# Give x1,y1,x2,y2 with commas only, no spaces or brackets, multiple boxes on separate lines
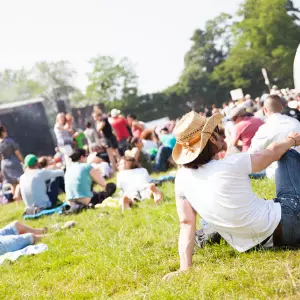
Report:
172,111,223,165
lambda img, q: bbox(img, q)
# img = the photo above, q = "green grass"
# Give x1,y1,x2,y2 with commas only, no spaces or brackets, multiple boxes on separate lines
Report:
1,178,300,299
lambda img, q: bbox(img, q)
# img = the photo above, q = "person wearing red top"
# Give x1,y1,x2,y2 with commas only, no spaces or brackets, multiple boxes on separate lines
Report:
110,109,130,155
127,114,145,138
230,108,264,152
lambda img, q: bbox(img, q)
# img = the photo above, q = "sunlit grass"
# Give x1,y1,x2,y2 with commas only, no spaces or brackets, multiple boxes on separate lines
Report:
1,179,300,299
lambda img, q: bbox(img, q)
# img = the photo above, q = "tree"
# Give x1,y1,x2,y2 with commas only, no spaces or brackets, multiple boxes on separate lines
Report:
0,68,44,103
164,13,233,109
86,55,138,104
213,0,300,95
34,60,77,101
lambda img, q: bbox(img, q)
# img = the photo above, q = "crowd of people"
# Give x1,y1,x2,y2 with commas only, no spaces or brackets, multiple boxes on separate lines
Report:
2,85,300,275
0,106,175,255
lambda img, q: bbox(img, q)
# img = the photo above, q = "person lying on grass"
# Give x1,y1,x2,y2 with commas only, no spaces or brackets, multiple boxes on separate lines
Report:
0,221,46,255
117,156,163,212
164,111,300,280
65,148,116,208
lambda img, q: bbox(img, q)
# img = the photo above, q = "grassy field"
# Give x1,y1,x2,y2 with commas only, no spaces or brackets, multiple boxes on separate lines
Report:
1,178,300,299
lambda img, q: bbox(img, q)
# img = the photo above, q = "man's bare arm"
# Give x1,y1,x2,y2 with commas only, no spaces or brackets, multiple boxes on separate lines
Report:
163,193,196,280
97,121,105,132
251,132,300,173
177,194,197,270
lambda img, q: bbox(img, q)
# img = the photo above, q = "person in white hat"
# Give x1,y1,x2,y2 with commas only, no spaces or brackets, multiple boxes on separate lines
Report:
163,111,300,280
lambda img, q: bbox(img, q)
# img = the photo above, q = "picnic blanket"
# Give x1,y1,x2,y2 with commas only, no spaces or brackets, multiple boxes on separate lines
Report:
23,203,68,220
149,175,175,185
0,244,48,265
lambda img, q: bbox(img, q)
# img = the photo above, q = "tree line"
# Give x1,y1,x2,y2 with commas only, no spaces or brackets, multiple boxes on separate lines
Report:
0,0,299,121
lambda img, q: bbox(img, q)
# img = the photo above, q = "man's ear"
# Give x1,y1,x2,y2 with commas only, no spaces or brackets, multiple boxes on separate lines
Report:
263,107,267,115
209,134,217,145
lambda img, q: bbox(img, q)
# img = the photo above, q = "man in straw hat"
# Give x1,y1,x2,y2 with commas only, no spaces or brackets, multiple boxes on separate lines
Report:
163,111,300,280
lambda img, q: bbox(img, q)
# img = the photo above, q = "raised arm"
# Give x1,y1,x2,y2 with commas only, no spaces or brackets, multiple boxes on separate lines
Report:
163,192,197,280
41,169,64,181
251,132,300,173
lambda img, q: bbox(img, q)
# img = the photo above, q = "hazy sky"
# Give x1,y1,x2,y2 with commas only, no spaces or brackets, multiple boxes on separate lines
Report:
1,0,299,94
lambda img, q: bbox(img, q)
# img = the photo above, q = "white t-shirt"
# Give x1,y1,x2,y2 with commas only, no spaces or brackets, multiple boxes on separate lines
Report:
175,153,281,252
249,113,300,178
20,169,64,208
117,168,150,193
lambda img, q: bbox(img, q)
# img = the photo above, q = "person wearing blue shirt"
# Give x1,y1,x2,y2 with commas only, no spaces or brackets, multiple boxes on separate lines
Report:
20,154,64,209
154,127,176,172
65,149,116,207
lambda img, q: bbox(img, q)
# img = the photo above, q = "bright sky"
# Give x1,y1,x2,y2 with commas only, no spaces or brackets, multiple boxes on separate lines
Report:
1,0,299,94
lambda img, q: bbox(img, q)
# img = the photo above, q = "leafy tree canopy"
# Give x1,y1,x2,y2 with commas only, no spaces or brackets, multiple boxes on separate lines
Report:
213,0,300,95
86,56,138,104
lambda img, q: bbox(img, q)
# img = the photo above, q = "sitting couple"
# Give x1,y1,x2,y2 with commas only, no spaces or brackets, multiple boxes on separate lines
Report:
164,111,300,280
64,149,116,211
20,149,116,213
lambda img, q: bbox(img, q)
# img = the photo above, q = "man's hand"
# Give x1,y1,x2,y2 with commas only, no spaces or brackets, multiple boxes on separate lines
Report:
162,270,184,281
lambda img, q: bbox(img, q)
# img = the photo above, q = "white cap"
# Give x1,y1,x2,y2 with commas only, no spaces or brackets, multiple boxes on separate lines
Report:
111,109,121,118
288,100,298,109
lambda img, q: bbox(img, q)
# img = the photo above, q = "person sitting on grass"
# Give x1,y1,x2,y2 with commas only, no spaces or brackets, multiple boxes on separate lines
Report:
164,111,300,280
20,154,64,210
117,156,163,212
140,129,158,158
65,148,116,208
87,148,113,179
125,137,152,173
38,156,65,202
154,127,176,172
249,94,300,179
0,221,46,255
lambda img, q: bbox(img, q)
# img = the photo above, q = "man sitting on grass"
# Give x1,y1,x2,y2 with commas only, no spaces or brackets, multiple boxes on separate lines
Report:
164,111,300,280
249,94,300,179
20,154,64,210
